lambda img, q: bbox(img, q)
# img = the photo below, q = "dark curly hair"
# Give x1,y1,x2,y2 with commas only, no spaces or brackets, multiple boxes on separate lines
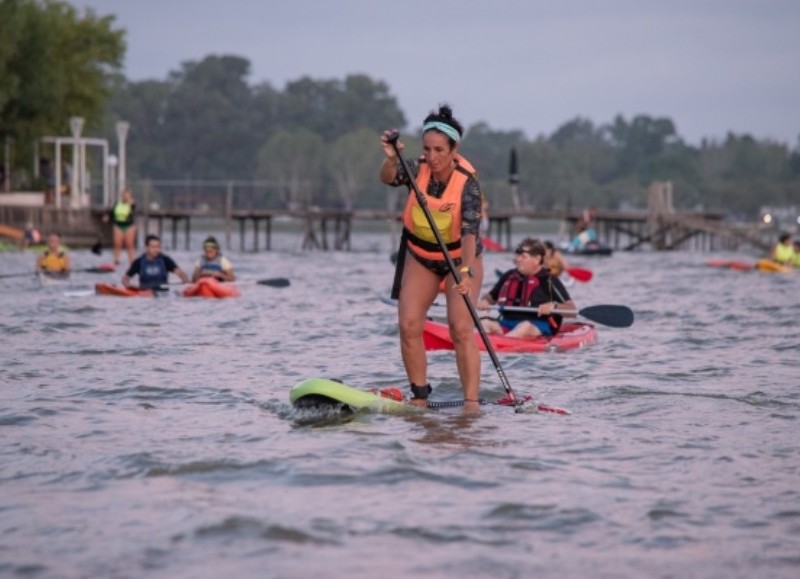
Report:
422,104,464,146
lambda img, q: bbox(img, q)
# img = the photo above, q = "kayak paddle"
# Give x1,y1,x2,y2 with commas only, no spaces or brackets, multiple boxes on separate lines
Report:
566,267,593,282
256,277,290,287
498,304,634,328
171,277,291,287
0,265,116,279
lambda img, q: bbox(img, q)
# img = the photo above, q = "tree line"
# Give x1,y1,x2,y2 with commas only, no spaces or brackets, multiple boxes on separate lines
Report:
2,1,798,217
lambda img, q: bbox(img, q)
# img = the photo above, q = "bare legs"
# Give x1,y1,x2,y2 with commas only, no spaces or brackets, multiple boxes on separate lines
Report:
397,254,484,410
112,226,137,265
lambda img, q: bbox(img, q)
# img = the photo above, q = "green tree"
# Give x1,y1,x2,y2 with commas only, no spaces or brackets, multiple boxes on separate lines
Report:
279,74,406,142
159,55,259,179
327,128,385,210
255,128,325,209
0,0,124,181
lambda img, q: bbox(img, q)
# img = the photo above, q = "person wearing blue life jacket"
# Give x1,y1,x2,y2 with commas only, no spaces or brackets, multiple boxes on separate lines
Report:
122,234,189,290
191,236,235,282
569,219,598,251
477,238,577,339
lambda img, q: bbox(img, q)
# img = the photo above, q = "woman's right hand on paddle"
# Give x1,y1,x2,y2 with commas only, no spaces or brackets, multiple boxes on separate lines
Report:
380,129,402,158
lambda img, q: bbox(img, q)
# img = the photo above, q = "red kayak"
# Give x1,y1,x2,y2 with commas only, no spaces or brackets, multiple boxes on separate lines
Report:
182,277,240,298
707,259,754,271
95,283,154,297
482,237,505,252
423,319,597,353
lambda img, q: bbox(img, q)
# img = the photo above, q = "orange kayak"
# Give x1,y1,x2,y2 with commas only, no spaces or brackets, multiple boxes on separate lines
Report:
94,283,154,297
422,319,598,353
182,277,240,298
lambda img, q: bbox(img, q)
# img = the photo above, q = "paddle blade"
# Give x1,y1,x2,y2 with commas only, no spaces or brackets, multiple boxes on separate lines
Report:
577,304,634,328
85,264,116,274
257,277,290,288
566,267,593,282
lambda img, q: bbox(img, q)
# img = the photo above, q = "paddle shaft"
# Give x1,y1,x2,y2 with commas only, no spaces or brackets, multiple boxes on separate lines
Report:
168,277,289,287
0,267,113,279
388,132,521,407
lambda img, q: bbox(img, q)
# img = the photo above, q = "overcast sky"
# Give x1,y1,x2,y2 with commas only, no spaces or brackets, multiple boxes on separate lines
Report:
72,0,799,146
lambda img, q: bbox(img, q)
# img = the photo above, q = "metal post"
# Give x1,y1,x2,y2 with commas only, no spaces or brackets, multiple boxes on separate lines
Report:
55,142,62,208
3,136,11,192
116,121,130,192
69,116,84,209
107,154,118,207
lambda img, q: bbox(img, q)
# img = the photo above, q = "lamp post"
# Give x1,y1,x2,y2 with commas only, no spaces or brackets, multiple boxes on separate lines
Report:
69,116,84,209
107,154,118,205
116,121,130,193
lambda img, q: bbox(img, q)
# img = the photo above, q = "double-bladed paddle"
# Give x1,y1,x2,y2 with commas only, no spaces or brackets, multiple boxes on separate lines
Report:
495,304,634,328
172,277,291,287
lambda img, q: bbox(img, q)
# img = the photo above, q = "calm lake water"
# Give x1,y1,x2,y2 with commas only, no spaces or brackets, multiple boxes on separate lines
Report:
1,230,799,578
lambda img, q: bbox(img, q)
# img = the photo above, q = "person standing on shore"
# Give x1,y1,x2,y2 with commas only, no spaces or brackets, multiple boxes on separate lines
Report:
103,188,137,265
380,104,484,413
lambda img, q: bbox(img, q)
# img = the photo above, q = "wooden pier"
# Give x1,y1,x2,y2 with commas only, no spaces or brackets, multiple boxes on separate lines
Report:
1,179,775,253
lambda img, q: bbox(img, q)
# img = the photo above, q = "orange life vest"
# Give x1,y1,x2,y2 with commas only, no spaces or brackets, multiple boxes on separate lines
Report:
39,250,68,272
401,155,476,261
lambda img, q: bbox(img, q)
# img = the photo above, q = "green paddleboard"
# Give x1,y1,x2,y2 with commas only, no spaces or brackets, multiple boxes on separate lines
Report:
290,378,414,414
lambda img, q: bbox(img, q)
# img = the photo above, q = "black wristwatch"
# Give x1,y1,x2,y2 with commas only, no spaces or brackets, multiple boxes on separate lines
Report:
459,265,475,278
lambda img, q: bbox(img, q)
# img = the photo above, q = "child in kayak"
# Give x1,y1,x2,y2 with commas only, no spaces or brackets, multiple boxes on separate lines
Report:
477,238,576,338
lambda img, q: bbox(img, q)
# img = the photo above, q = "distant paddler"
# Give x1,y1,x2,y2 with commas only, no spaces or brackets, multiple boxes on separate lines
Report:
192,236,235,282
771,233,796,266
36,232,70,276
103,188,137,265
122,234,190,289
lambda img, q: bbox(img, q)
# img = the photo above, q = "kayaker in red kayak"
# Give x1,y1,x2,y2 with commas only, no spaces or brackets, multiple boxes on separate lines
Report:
122,234,190,289
477,238,576,339
192,236,235,282
380,104,484,412
543,240,571,278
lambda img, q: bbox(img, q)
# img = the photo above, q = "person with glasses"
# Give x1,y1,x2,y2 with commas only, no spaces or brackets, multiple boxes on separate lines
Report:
192,236,235,282
380,104,484,412
477,238,576,338
122,234,190,290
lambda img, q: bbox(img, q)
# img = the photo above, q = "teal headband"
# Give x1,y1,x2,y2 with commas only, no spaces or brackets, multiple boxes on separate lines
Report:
422,121,461,143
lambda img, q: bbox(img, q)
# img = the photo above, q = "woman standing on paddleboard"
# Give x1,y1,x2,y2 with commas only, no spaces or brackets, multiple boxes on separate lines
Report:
380,105,485,413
